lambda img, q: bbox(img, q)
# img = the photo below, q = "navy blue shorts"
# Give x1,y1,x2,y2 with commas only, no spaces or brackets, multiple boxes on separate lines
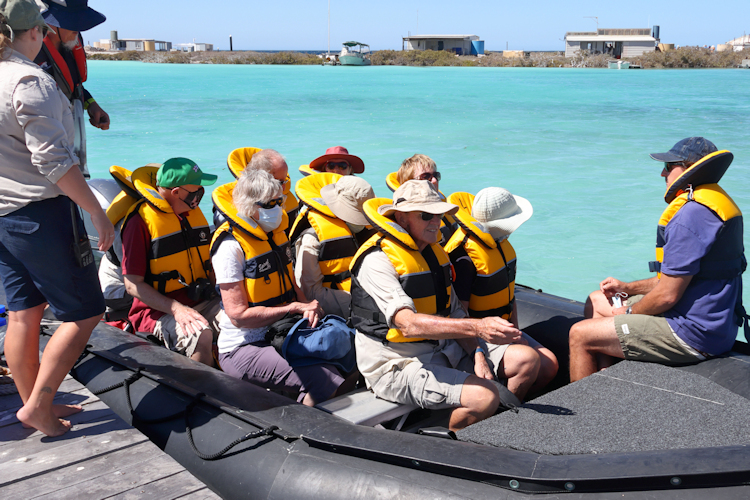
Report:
0,196,105,321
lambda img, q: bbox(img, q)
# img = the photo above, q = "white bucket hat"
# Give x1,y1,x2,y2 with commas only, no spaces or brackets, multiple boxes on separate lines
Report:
320,176,375,226
472,187,533,239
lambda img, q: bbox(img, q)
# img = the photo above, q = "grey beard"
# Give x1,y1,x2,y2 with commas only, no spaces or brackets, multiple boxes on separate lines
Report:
63,39,79,51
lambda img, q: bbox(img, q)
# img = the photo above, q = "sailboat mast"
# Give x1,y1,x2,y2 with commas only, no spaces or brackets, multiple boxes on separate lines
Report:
327,0,330,55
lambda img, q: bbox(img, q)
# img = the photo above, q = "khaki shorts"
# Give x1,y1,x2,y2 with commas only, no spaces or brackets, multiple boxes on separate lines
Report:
614,295,702,365
153,297,222,358
373,339,512,410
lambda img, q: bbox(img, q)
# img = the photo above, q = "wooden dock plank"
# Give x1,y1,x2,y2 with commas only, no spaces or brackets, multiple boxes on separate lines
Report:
34,454,192,499
174,488,223,500
105,470,217,500
0,389,99,429
0,426,148,484
0,441,163,497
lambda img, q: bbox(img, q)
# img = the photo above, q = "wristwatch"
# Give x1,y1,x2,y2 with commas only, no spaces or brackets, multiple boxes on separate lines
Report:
626,306,633,315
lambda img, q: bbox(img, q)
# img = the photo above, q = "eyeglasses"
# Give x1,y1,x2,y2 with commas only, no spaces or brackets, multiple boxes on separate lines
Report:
179,186,204,194
663,162,686,174
420,212,440,221
417,171,441,182
256,196,285,209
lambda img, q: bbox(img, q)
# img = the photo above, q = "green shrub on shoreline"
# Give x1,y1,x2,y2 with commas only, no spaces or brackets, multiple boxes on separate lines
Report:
87,47,747,68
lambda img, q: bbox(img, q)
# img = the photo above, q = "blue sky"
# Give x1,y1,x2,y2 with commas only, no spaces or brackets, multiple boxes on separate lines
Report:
80,1,749,52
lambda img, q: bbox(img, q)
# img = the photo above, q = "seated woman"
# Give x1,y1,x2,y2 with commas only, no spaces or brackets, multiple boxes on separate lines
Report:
299,146,365,177
211,169,355,406
389,154,456,244
445,187,558,394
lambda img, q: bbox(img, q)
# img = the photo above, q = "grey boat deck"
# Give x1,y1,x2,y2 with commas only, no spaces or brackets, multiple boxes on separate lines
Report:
0,368,220,499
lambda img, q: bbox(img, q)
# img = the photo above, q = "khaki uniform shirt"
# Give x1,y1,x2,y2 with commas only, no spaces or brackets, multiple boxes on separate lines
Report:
0,50,77,215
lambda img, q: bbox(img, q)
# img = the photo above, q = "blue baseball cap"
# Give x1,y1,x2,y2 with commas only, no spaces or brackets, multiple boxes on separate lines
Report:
41,0,105,32
650,137,718,166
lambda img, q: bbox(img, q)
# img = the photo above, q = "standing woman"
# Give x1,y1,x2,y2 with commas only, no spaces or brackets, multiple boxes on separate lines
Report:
0,0,114,437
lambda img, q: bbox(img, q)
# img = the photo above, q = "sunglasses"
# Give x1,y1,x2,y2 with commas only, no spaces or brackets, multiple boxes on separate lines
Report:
325,161,351,171
417,171,441,182
663,162,686,173
420,212,440,221
256,196,285,209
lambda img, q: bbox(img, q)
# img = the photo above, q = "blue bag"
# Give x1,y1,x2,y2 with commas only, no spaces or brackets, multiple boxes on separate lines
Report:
281,314,356,373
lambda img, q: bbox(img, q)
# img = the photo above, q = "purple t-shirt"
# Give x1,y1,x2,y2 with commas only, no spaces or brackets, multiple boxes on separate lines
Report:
660,201,742,355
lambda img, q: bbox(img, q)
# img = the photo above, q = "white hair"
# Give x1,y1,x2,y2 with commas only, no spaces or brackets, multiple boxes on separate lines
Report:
234,169,282,219
247,149,285,173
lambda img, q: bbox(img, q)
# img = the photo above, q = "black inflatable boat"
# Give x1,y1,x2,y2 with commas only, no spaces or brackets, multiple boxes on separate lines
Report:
36,283,750,500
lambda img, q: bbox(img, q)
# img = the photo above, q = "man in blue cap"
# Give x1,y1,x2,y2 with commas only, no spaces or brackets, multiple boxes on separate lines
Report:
35,0,108,177
569,137,745,381
121,158,221,367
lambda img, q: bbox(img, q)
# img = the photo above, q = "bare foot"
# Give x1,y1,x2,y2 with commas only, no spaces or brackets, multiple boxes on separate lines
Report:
21,404,82,428
17,405,72,437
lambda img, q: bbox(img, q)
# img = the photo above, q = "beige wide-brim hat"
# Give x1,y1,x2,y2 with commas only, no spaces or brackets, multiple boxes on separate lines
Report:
320,176,375,226
472,186,533,238
379,180,458,218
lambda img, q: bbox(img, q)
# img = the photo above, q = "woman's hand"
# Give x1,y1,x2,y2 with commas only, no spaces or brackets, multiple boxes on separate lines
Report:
293,300,324,328
90,209,114,252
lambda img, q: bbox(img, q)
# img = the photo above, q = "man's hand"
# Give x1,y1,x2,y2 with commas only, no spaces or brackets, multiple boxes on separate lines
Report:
173,303,209,336
293,300,324,328
612,306,628,316
599,277,627,299
474,351,495,380
87,101,110,130
474,317,522,345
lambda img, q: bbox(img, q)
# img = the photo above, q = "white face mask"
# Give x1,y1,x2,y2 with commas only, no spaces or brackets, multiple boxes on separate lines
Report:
346,222,366,234
256,205,283,232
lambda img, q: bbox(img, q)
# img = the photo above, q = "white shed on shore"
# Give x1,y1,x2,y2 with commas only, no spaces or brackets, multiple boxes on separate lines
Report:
726,34,750,51
402,35,484,55
564,28,658,58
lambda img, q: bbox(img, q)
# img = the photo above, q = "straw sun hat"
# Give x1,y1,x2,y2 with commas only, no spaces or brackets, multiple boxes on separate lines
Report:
379,180,458,218
472,187,533,239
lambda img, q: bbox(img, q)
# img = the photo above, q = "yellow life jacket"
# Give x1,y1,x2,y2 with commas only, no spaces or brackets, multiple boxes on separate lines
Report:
298,164,317,177
121,166,212,295
105,165,142,266
650,150,745,280
652,184,744,280
211,182,295,307
349,198,452,343
444,192,517,320
385,171,457,244
289,173,357,291
227,147,300,222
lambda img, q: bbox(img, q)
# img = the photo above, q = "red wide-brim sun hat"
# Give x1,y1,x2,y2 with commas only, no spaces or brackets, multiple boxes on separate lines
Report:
309,146,365,174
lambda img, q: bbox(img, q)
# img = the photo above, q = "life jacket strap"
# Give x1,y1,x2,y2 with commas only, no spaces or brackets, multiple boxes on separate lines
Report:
323,270,352,289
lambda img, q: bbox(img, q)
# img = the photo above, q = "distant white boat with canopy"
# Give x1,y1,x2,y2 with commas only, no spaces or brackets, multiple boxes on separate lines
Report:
339,41,371,66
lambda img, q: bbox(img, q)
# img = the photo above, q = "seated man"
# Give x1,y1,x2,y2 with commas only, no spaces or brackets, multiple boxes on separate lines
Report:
121,158,221,366
569,137,745,382
291,175,376,317
350,180,542,431
446,187,558,394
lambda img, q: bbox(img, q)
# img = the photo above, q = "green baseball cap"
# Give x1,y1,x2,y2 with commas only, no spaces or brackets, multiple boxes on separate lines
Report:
156,157,218,188
0,0,54,33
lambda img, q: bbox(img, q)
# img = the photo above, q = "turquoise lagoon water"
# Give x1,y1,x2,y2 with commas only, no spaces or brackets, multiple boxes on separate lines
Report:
85,62,750,333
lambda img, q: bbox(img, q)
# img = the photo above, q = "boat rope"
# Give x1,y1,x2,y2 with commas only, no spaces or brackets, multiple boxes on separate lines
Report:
185,395,279,461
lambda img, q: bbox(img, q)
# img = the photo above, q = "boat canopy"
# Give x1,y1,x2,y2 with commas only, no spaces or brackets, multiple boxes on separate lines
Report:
343,41,369,48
